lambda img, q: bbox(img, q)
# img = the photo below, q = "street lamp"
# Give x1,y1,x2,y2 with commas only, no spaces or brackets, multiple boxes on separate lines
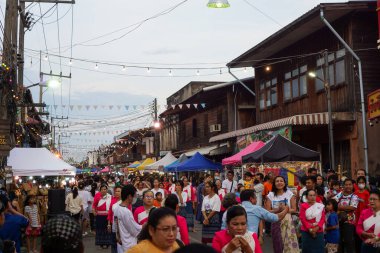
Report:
207,0,230,8
308,70,335,171
24,79,61,104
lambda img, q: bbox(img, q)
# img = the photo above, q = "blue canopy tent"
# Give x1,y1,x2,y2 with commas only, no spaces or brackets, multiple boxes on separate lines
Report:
91,168,98,173
175,152,222,172
165,154,188,172
76,168,83,174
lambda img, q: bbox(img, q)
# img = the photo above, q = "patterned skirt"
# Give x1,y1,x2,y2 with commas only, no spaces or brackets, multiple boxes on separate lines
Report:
201,212,220,244
95,215,112,246
184,202,194,229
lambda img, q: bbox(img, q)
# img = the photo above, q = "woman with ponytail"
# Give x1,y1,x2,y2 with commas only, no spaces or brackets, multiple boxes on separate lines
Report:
65,185,83,222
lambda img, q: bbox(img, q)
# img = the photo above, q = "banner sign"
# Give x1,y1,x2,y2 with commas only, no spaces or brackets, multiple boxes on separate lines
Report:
368,89,380,120
236,126,292,150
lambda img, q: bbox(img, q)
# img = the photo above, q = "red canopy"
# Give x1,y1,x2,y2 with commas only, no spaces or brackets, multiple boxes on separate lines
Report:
222,141,265,166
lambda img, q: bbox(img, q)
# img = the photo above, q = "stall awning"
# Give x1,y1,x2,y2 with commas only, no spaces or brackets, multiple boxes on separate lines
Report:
184,145,218,156
210,112,354,143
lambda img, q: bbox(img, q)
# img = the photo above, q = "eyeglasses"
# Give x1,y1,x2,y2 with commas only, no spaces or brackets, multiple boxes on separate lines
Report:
369,198,379,201
155,226,178,234
144,196,154,199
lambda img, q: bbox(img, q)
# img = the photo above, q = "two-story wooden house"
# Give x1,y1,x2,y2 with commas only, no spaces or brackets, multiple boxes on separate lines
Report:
160,79,256,158
210,1,380,176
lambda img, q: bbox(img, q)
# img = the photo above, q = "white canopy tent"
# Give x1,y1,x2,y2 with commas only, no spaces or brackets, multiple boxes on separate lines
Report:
145,152,177,171
7,148,76,176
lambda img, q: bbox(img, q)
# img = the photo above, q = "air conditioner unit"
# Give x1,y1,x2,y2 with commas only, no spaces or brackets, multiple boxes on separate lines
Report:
209,124,221,132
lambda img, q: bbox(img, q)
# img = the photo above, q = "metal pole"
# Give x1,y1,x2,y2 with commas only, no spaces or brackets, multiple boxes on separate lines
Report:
228,68,256,96
320,8,369,180
324,50,335,171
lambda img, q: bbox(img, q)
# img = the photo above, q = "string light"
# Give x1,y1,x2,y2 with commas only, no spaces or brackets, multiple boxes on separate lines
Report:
44,55,48,61
169,69,173,76
147,67,150,73
95,63,99,69
69,59,73,65
122,66,126,71
244,67,247,72
220,68,222,75
196,70,200,76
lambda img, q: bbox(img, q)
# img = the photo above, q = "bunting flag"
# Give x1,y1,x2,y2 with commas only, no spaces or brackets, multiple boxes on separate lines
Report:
171,105,176,109
179,104,183,109
201,103,206,108
70,105,74,111
109,105,114,110
77,105,83,111
45,103,207,111
133,105,137,110
193,104,198,108
117,105,121,110
54,105,58,110
62,105,66,109
46,105,50,110
93,105,98,110
125,105,129,111
186,104,191,109
85,105,91,110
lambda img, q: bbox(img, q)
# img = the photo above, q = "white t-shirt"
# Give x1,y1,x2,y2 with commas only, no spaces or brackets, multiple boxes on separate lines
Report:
136,188,148,199
113,204,142,253
65,193,83,215
222,179,238,193
267,190,294,209
201,194,221,212
78,190,91,210
152,188,165,199
174,192,188,207
254,183,264,207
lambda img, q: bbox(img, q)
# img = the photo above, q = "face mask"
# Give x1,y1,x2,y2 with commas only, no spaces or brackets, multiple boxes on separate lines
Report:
254,179,260,184
358,183,365,190
214,176,220,181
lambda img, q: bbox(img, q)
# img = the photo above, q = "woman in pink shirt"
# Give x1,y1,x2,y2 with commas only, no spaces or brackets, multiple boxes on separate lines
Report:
133,190,155,225
299,189,325,253
93,184,113,249
356,190,380,253
212,205,262,253
164,194,190,245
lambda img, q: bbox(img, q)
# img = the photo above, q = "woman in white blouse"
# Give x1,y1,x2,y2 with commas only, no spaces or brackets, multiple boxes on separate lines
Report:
201,181,221,244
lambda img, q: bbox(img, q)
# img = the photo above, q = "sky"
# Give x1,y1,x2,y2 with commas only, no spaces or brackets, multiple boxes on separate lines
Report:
1,0,348,161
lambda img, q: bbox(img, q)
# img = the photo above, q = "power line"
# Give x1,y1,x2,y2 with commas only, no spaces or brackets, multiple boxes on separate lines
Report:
38,3,52,71
242,0,282,27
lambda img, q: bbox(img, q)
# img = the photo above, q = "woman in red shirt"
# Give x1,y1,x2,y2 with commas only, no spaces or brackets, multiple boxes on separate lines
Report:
299,189,325,253
93,184,113,249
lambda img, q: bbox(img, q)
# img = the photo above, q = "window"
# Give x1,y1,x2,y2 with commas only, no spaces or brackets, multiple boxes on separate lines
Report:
315,49,346,92
259,78,277,110
192,119,197,137
283,65,308,101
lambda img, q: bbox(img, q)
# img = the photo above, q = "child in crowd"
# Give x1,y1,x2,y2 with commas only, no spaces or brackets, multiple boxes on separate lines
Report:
325,199,340,253
24,195,41,253
153,192,163,207
324,180,341,200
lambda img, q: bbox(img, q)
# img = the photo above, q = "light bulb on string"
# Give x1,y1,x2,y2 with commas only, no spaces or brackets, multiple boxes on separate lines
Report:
244,67,247,73
122,66,126,71
169,69,173,76
95,63,99,69
196,70,200,76
44,55,48,61
147,67,151,74
69,59,73,65
220,68,222,75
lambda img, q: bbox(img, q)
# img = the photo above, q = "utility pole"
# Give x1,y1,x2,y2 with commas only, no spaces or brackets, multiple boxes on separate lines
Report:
324,50,335,171
153,98,159,160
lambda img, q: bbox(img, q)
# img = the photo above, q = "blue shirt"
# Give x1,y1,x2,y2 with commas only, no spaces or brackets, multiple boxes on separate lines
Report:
326,212,339,244
0,213,29,253
221,201,279,233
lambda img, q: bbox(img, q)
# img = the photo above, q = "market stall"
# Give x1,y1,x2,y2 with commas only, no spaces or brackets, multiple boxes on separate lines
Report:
8,148,76,176
242,135,321,186
222,141,265,166
175,152,222,172
145,152,177,171
136,158,154,170
165,154,188,172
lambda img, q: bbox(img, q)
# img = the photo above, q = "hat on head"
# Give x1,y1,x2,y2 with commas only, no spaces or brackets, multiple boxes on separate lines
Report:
42,215,82,252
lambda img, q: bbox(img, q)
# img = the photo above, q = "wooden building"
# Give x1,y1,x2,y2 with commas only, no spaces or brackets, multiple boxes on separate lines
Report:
160,79,256,157
210,1,380,176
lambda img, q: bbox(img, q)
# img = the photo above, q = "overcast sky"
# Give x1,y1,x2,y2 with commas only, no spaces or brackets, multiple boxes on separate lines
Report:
1,0,348,161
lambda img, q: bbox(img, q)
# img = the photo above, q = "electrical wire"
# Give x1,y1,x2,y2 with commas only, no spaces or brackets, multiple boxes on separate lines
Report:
242,0,282,27
38,3,52,71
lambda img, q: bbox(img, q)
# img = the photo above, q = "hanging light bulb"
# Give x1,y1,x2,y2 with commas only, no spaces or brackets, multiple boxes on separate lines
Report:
122,66,126,71
207,0,230,8
220,68,222,75
147,67,151,74
196,70,200,76
44,55,48,61
169,69,173,76
69,59,73,65
244,67,247,72
95,63,99,69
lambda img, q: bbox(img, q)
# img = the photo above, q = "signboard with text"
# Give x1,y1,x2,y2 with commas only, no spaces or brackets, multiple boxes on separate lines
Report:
368,89,380,120
0,120,11,157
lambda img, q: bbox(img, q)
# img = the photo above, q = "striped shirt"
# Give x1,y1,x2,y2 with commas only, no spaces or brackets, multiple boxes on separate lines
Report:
25,205,39,227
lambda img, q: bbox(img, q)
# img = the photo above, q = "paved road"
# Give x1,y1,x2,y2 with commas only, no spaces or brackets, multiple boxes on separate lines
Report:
83,222,274,253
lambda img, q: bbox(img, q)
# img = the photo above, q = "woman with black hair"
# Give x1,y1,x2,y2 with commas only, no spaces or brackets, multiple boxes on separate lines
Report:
212,205,262,253
265,176,298,253
127,207,180,253
88,182,97,232
201,181,221,244
65,186,83,222
173,181,188,222
133,190,155,225
92,184,113,249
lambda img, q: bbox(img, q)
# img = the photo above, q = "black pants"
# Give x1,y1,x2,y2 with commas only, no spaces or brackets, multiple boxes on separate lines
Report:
339,223,355,253
265,221,271,235
89,213,95,230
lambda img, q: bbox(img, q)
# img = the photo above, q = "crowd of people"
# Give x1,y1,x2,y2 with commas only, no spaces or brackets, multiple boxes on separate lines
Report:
0,167,379,253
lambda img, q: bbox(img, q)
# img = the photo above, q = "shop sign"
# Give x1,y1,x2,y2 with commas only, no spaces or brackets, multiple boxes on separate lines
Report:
236,126,292,150
368,89,380,120
0,120,11,156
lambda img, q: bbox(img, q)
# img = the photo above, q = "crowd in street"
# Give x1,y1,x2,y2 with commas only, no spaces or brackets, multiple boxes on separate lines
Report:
0,168,379,253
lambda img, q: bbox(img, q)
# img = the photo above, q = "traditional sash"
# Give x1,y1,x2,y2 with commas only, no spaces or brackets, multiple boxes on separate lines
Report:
221,231,256,253
306,202,325,223
363,211,380,235
97,194,112,213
